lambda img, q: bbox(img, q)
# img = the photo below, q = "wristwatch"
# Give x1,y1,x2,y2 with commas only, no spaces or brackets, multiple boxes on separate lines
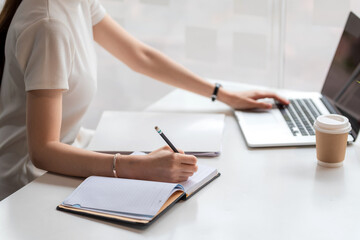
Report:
211,83,222,102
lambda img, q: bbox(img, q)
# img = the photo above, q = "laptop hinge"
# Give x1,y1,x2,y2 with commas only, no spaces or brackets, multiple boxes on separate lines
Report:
320,96,338,114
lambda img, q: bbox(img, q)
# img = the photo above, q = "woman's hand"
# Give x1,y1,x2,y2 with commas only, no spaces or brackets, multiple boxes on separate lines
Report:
119,146,198,183
218,89,289,110
145,146,198,182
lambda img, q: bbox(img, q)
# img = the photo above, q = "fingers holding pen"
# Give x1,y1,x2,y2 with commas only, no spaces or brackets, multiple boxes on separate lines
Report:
154,126,198,182
175,153,198,180
159,146,198,172
176,151,198,172
175,150,197,164
167,153,198,182
146,146,198,182
177,149,185,154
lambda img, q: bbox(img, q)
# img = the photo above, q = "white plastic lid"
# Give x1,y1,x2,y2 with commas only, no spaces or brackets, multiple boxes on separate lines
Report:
313,114,351,134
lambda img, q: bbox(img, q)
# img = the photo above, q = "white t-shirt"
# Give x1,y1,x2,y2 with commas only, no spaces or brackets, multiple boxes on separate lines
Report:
0,0,106,200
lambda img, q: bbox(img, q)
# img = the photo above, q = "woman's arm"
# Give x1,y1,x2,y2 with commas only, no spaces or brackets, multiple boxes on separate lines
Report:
26,89,197,182
93,15,289,109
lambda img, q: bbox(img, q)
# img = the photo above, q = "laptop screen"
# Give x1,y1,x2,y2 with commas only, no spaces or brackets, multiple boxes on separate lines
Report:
321,12,360,138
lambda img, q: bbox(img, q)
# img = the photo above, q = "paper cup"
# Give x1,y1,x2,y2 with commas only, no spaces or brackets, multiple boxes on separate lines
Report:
313,114,351,167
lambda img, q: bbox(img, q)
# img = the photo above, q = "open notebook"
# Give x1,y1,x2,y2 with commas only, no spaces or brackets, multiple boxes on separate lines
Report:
57,164,220,226
87,111,225,157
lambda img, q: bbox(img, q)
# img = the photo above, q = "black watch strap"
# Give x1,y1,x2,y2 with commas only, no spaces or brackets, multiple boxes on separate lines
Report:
211,83,222,102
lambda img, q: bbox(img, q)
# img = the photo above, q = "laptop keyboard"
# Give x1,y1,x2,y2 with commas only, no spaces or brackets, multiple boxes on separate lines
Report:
276,99,322,136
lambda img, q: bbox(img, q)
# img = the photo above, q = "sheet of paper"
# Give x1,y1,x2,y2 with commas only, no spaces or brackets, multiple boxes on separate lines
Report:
87,111,225,156
130,151,147,156
63,176,183,220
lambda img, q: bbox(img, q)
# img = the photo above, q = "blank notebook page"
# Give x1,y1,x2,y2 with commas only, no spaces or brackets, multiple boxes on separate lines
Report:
63,177,182,219
179,164,218,195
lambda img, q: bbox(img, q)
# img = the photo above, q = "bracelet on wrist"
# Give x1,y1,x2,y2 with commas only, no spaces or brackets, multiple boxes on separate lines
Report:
112,153,120,178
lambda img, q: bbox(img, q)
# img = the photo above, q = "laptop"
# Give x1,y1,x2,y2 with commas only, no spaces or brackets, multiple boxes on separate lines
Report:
234,12,360,147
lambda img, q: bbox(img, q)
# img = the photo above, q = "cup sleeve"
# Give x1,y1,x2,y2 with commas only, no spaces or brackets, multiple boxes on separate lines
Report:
15,19,74,92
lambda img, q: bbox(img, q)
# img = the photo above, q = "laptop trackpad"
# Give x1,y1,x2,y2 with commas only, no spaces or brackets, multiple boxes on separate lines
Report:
242,110,278,125
238,109,287,135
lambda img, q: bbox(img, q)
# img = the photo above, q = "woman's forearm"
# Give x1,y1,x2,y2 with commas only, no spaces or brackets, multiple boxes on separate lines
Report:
134,47,214,96
29,141,197,183
30,141,112,177
93,15,233,105
134,47,235,105
30,141,146,178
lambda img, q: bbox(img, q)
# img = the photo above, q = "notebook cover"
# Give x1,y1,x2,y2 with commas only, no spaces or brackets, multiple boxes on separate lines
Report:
57,191,185,227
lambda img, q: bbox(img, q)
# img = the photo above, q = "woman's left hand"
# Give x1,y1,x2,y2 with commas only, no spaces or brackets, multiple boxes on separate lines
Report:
219,89,290,110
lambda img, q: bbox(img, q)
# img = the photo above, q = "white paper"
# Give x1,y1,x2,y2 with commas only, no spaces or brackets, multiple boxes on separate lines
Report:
87,111,225,156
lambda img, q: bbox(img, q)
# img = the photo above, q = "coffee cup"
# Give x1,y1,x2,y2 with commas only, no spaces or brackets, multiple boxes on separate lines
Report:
313,114,351,167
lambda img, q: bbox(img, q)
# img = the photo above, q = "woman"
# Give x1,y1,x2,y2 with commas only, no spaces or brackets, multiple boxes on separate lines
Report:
0,0,288,200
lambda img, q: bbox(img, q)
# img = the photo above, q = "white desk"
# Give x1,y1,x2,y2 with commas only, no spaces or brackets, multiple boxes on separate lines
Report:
1,83,360,240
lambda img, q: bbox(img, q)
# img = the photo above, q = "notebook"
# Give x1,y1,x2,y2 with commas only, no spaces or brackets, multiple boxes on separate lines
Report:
87,111,225,156
57,164,220,226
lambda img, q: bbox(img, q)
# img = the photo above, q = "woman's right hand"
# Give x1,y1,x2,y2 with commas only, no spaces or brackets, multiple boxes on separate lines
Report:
120,146,198,183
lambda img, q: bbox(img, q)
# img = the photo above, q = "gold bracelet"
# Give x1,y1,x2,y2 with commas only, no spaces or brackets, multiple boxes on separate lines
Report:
112,153,120,178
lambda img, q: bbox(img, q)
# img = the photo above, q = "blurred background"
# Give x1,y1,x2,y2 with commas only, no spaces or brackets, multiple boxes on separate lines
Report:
2,0,360,128
88,0,360,128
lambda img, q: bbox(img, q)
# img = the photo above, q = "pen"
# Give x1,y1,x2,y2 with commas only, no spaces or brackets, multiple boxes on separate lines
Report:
154,126,179,153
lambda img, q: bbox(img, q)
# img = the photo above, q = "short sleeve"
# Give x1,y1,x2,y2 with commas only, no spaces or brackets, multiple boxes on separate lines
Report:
15,19,74,92
89,0,107,26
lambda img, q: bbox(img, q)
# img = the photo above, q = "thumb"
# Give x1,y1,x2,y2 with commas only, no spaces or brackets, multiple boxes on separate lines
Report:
177,149,185,154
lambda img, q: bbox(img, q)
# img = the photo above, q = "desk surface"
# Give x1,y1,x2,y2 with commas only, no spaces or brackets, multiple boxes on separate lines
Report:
1,82,360,240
